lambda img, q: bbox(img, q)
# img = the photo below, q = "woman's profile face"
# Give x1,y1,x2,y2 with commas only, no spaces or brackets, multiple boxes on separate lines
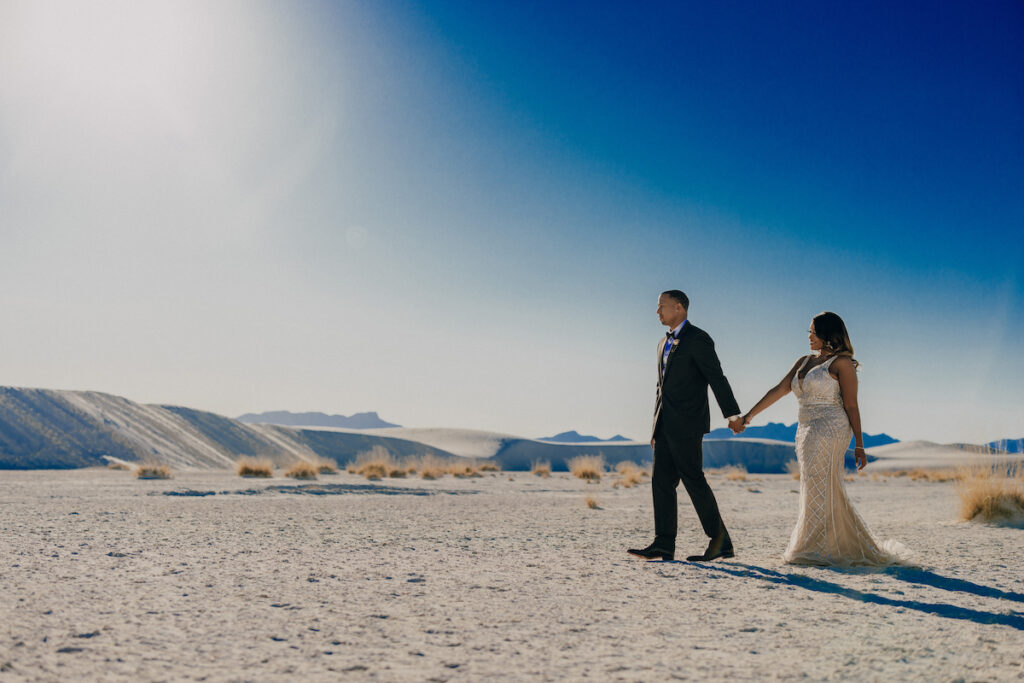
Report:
808,324,824,352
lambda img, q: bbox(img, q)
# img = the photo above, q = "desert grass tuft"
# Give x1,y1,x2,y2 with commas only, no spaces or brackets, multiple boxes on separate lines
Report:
135,462,172,479
956,464,1024,524
348,446,406,480
315,458,339,475
414,455,448,480
284,461,318,480
477,460,501,472
568,454,604,481
106,461,130,471
723,465,748,482
531,460,551,478
906,468,963,482
585,495,601,509
785,459,801,481
614,461,645,488
447,461,484,478
236,457,274,478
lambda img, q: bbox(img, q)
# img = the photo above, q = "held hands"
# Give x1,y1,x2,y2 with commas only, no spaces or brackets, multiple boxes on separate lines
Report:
728,416,745,435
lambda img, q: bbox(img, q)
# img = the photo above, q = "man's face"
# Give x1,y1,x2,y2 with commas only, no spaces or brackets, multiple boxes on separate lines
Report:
656,294,684,327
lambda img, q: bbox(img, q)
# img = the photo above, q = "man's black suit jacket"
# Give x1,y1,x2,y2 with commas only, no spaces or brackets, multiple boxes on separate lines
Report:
653,322,741,439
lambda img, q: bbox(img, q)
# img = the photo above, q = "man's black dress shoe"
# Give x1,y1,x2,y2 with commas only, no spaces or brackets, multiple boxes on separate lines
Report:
686,533,734,562
627,543,674,561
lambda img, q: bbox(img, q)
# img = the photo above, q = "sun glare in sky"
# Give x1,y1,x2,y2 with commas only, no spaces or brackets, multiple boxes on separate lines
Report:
1,1,1021,444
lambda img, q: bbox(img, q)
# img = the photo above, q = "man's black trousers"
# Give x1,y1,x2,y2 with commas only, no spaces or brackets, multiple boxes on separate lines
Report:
652,426,725,550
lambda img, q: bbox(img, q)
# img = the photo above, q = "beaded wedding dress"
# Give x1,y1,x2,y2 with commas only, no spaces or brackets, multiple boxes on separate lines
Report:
784,355,911,566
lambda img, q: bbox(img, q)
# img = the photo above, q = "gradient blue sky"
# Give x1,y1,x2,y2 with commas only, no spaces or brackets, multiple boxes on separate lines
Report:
1,1,1021,444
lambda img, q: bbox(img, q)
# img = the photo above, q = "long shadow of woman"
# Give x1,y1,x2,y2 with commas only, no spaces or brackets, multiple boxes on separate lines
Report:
689,562,1024,631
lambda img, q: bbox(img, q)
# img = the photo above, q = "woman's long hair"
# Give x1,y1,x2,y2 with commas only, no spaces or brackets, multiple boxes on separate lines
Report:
812,311,858,366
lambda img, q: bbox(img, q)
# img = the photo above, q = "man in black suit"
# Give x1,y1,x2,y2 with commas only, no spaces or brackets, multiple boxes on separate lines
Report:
629,290,745,562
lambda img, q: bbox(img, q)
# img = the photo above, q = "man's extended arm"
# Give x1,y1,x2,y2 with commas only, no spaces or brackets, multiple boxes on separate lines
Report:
692,332,741,423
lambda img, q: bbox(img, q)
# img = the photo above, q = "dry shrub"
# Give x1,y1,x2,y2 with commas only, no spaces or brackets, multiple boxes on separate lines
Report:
585,496,600,509
785,459,801,481
908,468,963,482
447,461,483,478
531,460,551,478
614,461,645,488
237,457,274,478
106,461,130,471
135,463,172,479
723,465,748,482
316,458,339,475
349,447,406,480
285,461,318,480
477,460,501,472
956,465,1024,524
568,455,604,481
415,455,448,480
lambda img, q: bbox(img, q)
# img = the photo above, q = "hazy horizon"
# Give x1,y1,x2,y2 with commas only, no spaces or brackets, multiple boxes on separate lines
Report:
1,1,1021,444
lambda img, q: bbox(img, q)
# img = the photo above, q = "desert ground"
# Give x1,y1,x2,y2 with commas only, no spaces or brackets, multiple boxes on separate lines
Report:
1,467,1022,681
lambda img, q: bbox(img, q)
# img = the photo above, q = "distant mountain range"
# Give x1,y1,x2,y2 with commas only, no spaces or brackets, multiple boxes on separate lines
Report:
236,410,400,429
706,421,899,449
538,430,631,443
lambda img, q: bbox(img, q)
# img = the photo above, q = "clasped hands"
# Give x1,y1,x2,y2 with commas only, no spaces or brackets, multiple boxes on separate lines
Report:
728,414,752,435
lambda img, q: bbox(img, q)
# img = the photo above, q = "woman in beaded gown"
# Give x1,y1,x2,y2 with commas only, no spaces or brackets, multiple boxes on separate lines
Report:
741,312,910,566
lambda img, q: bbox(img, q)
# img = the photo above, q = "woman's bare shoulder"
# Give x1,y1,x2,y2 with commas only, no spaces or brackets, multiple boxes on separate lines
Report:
831,356,855,370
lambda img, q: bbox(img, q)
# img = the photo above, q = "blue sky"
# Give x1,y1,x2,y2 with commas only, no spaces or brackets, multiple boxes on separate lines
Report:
1,1,1021,443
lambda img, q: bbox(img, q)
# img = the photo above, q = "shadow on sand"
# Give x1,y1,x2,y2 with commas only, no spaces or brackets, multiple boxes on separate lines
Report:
160,483,479,497
685,562,1024,631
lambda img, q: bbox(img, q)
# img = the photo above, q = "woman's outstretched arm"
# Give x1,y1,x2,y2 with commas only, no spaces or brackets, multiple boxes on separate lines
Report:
742,357,806,425
833,357,866,469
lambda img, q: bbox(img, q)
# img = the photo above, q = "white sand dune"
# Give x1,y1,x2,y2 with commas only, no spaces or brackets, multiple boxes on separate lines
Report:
866,440,1024,471
359,427,517,459
1,469,1022,680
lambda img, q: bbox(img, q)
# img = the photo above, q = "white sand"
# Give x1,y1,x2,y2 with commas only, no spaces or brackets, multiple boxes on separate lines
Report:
866,440,1024,471
1,468,1022,681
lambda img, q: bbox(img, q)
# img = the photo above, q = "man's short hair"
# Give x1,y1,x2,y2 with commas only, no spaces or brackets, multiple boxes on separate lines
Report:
661,290,689,310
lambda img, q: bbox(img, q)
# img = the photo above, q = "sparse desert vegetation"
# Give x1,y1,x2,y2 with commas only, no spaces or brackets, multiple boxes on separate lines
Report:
348,447,408,479
613,461,646,488
284,461,318,480
315,458,339,475
884,468,963,482
135,463,172,479
956,465,1024,524
785,459,801,481
411,454,487,479
723,465,749,482
447,461,484,478
414,455,448,480
531,460,551,478
106,461,130,471
236,457,274,478
585,495,600,509
347,450,488,480
567,455,604,481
